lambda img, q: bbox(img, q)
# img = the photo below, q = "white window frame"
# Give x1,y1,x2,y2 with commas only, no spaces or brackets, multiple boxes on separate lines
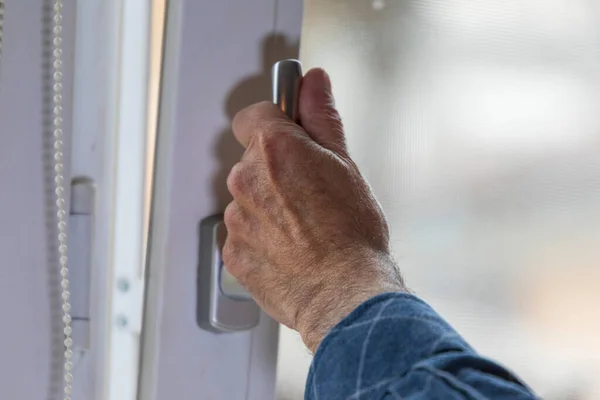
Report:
72,1,151,399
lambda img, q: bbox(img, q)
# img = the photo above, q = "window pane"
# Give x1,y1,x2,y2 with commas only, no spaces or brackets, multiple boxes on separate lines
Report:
283,1,600,398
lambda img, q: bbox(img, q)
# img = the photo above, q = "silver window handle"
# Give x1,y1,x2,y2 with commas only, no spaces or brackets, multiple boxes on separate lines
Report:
197,216,261,333
272,59,302,122
197,60,303,333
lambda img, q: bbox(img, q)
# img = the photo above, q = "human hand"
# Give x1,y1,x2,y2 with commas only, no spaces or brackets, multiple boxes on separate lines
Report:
224,68,405,353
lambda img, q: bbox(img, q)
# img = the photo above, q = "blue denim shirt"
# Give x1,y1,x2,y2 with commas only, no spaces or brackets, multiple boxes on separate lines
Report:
306,293,537,399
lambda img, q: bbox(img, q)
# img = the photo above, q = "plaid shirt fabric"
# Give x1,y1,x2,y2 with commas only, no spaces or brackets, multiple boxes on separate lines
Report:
306,293,537,400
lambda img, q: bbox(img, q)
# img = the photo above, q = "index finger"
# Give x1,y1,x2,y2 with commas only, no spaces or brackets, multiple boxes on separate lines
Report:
232,101,297,148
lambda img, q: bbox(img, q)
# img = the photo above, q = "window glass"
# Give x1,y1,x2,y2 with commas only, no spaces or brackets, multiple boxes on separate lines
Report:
277,1,600,398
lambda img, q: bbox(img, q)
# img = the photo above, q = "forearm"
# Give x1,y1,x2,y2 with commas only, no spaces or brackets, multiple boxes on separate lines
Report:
306,293,537,400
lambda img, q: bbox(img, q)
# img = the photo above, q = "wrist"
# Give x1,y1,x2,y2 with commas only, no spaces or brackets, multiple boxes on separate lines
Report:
297,258,406,353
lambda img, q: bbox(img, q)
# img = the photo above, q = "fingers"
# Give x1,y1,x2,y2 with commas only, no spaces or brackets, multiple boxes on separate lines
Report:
298,68,348,158
222,202,250,274
232,101,305,149
222,201,259,288
232,68,347,160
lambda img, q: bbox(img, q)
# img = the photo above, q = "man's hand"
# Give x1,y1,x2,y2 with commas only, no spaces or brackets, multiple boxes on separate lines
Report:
224,68,405,352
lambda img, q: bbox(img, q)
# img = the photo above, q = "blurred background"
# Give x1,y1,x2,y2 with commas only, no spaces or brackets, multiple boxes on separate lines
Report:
277,1,600,399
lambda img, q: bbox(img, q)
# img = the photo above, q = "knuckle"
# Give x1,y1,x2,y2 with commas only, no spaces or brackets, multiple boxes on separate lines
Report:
256,127,279,152
221,239,248,280
226,163,246,197
234,101,271,127
256,122,297,161
223,202,240,230
253,130,280,171
227,162,262,200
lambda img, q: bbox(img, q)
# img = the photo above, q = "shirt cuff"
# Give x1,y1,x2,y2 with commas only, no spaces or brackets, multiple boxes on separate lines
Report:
305,292,472,399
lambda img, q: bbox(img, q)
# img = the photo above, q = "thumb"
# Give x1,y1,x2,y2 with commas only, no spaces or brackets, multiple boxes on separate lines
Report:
298,68,348,157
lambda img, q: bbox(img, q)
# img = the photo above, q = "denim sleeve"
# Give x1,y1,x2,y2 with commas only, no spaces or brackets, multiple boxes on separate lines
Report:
305,293,537,400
